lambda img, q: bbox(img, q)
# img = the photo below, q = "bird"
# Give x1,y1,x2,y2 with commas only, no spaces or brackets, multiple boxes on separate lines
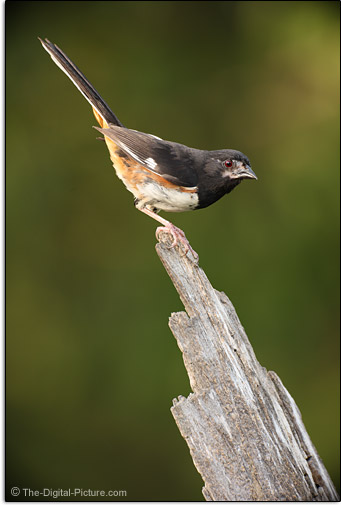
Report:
39,38,257,260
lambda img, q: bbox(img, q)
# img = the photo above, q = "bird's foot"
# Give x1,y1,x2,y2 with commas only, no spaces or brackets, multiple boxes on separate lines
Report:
156,223,199,262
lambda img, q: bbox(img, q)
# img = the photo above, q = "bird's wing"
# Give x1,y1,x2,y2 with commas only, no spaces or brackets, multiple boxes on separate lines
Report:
94,125,199,188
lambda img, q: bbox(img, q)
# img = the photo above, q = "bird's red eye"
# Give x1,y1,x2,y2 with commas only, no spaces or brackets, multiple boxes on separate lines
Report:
224,160,233,168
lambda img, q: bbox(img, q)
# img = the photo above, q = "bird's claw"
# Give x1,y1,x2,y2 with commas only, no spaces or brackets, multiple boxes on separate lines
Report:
156,224,199,262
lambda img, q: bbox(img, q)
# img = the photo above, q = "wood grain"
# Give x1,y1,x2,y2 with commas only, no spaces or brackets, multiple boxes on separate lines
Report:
155,231,338,501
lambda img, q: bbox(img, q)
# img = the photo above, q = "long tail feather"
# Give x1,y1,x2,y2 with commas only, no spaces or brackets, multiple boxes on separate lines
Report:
39,38,123,128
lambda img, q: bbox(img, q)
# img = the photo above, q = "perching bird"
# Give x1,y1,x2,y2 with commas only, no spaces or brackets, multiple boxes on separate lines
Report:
39,38,257,260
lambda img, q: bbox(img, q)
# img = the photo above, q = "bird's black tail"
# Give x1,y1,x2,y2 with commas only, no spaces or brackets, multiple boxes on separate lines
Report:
39,38,123,128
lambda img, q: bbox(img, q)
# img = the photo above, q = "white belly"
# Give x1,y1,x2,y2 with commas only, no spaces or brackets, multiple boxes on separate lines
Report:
137,181,199,212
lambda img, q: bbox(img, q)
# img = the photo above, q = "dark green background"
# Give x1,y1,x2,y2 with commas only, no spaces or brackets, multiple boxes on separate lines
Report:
6,1,339,501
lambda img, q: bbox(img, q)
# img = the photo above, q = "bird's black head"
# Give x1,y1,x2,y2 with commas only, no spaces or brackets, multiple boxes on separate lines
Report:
196,149,256,209
210,149,256,182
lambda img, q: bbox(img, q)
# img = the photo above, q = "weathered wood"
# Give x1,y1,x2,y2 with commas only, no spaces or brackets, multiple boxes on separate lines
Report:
155,232,339,502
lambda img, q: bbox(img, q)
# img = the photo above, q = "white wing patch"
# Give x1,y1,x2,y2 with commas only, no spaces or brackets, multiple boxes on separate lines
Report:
145,157,158,170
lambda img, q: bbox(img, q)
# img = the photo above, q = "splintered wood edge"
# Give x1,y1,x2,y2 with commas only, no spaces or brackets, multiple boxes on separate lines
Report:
154,234,339,501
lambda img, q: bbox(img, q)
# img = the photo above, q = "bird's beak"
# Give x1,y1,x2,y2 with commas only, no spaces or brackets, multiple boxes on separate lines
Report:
234,162,257,180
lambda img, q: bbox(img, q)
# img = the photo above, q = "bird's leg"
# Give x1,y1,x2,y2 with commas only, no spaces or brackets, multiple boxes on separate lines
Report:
139,207,198,261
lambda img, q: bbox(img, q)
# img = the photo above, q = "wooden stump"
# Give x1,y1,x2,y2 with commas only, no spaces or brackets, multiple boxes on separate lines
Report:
155,232,339,502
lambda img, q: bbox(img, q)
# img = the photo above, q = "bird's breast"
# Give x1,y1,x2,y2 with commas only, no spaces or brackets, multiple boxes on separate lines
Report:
136,179,199,212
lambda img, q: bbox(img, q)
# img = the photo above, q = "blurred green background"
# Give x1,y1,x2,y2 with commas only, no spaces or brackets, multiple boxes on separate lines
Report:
6,1,339,501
